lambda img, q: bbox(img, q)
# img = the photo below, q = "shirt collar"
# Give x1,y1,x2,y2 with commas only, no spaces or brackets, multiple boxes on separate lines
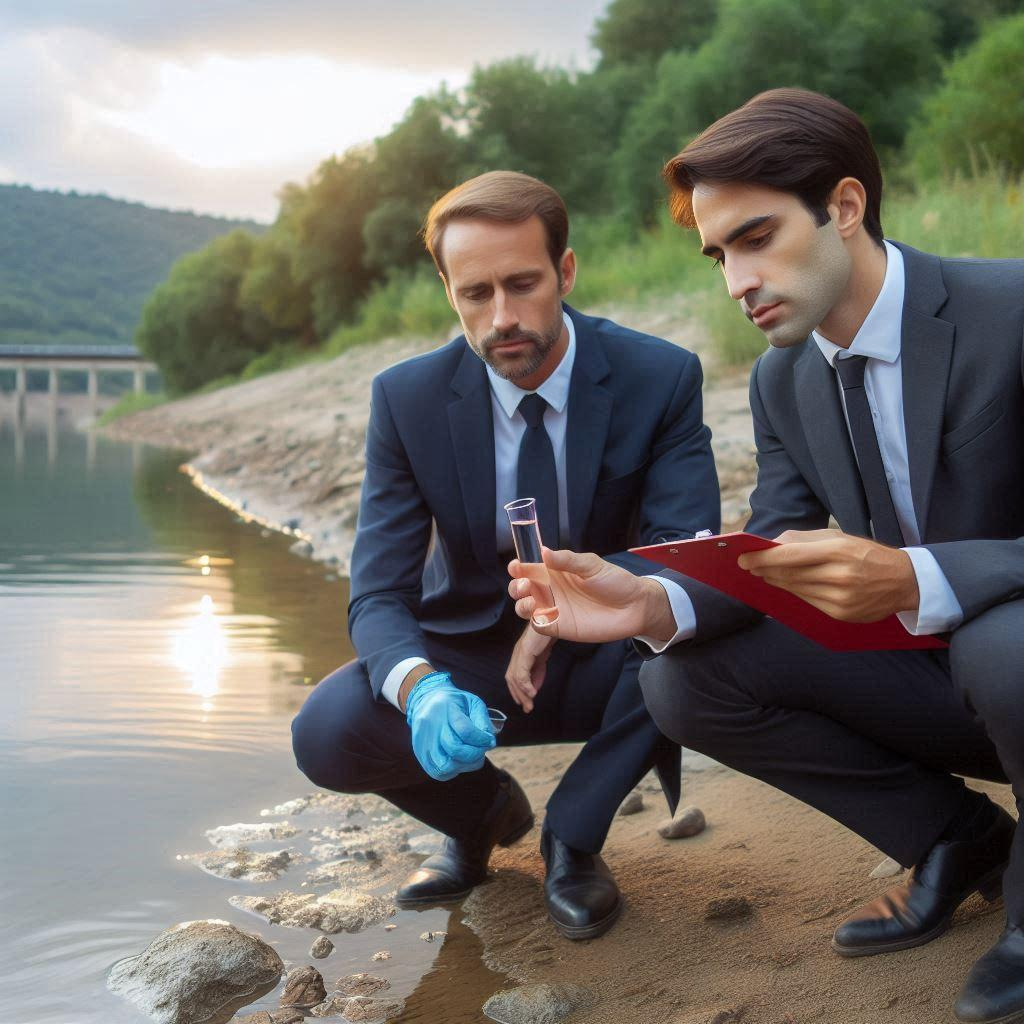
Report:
813,240,905,367
487,309,576,418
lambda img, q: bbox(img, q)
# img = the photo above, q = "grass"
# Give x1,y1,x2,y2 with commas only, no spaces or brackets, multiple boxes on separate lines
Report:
96,390,167,426
176,171,1024,392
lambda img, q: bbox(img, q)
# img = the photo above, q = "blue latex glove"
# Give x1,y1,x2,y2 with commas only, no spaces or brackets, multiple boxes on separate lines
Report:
406,671,496,782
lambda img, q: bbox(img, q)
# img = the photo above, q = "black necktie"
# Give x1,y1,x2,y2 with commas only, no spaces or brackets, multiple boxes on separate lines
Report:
834,355,905,547
516,393,560,548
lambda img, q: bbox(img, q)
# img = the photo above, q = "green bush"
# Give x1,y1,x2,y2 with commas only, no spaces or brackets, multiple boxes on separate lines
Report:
97,390,167,426
906,13,1024,179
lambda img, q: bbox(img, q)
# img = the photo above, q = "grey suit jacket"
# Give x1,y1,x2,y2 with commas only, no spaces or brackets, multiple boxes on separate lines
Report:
667,241,1024,642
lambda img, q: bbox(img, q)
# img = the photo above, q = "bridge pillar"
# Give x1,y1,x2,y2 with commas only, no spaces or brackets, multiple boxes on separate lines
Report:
48,367,58,401
134,366,146,395
87,366,98,412
15,364,26,399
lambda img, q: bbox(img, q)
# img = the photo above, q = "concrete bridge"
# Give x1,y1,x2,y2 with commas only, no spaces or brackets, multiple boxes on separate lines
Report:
0,344,159,405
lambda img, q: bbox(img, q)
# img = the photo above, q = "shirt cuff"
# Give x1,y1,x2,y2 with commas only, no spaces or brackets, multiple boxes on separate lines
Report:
635,576,697,653
897,547,964,635
381,657,430,710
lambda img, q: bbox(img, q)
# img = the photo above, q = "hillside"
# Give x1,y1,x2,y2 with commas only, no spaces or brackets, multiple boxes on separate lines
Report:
0,184,264,348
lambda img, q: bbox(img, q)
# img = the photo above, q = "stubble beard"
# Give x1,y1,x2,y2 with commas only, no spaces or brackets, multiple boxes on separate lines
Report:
752,223,853,349
476,308,564,382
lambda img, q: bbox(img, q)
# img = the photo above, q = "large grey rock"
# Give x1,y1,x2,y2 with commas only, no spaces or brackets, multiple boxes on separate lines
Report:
106,919,283,1024
230,889,395,934
483,983,597,1023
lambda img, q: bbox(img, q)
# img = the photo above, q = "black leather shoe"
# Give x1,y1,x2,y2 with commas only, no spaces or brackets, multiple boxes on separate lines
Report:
955,925,1024,1023
394,771,533,908
832,808,1015,957
541,824,622,940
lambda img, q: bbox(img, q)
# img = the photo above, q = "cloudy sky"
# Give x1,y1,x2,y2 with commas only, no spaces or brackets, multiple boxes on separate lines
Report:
1,1,608,222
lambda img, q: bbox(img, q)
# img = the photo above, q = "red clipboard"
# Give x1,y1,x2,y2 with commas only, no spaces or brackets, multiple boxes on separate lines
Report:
630,532,947,652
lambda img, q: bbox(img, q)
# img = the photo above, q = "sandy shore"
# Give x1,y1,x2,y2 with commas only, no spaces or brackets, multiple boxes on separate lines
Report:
103,299,1012,1023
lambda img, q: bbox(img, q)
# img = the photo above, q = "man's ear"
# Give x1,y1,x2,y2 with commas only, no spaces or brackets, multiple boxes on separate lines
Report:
559,248,577,298
826,177,867,240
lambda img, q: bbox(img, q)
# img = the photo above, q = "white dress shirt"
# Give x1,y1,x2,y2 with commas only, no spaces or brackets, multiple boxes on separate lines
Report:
648,240,963,652
381,312,577,709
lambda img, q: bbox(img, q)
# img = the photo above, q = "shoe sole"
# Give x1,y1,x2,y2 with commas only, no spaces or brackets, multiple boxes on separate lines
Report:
394,812,535,910
831,861,1006,959
548,895,623,941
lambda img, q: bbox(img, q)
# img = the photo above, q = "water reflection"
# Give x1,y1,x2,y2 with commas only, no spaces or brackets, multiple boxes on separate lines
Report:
172,593,229,702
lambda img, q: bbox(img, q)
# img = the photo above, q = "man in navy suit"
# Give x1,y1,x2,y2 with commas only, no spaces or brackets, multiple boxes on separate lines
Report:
291,171,720,939
509,92,1024,1019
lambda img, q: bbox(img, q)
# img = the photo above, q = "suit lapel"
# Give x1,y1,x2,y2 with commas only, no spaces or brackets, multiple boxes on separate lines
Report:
447,343,499,572
894,243,953,541
564,307,614,550
794,341,871,535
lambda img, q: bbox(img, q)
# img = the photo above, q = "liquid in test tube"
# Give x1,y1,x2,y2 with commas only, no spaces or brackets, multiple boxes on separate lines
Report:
504,497,559,627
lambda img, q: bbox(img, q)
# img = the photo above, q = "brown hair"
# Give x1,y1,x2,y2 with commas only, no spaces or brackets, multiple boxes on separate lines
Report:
663,88,885,244
423,170,569,276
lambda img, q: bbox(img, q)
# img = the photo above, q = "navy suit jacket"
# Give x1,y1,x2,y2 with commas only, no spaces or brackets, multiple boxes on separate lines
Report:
349,303,721,699
662,242,1024,644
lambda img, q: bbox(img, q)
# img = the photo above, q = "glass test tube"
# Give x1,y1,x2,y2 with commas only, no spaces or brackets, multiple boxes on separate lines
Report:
504,497,559,627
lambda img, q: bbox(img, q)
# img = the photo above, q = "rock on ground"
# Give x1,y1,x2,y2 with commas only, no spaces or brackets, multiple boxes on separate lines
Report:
280,965,326,1008
184,847,294,881
617,791,644,816
482,983,597,1024
204,822,299,849
106,919,283,1024
309,993,350,1017
658,806,707,840
310,936,334,959
341,996,405,1022
236,1011,305,1024
229,889,395,934
336,974,391,997
869,856,905,879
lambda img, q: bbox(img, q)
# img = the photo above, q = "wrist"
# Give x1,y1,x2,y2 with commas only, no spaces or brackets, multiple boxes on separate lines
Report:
401,666,448,716
640,575,677,644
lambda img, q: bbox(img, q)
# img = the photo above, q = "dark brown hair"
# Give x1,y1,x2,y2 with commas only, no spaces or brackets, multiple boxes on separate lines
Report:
423,170,569,276
663,88,884,244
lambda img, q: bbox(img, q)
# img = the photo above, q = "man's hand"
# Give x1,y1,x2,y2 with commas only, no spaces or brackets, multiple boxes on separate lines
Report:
507,547,676,644
737,529,920,622
405,672,496,781
505,625,556,713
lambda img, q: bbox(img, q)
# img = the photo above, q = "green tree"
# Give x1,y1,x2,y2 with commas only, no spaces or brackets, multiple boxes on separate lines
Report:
592,0,718,67
135,230,267,393
237,231,314,344
907,13,1024,179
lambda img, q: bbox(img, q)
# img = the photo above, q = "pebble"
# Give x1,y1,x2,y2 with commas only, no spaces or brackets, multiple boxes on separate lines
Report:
705,895,753,922
383,924,397,932
336,974,391,997
310,936,334,959
280,965,326,1008
618,790,644,816
658,805,707,840
419,930,446,943
482,983,596,1024
370,950,391,962
869,856,905,879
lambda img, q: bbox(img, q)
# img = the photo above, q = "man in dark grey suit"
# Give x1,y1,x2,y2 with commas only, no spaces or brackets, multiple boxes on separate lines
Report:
508,89,1024,1023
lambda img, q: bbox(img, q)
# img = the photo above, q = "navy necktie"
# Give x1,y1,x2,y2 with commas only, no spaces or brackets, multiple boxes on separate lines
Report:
834,355,906,547
516,393,560,548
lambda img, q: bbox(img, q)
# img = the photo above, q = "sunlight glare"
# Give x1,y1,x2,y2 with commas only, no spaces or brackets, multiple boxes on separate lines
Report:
96,54,461,169
173,594,229,700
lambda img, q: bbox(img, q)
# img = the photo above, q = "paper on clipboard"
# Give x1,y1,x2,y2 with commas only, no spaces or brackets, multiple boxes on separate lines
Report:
629,532,947,652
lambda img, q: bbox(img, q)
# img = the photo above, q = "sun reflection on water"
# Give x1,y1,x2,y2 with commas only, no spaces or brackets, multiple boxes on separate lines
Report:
172,593,229,701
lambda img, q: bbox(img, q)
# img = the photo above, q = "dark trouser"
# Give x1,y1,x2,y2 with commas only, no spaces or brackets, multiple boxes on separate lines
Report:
639,599,1024,920
291,624,679,854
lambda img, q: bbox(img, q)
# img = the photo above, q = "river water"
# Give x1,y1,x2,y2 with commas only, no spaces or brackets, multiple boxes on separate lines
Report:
0,398,504,1024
